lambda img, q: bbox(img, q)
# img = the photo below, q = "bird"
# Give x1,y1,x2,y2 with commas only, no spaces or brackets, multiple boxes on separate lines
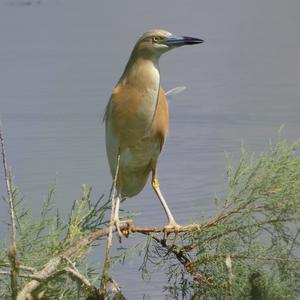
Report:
104,29,203,235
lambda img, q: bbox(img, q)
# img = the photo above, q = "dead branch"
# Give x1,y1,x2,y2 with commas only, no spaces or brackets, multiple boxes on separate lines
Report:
0,123,16,245
225,255,233,300
0,122,18,300
201,254,300,263
51,267,99,297
15,221,127,299
0,271,44,281
1,263,36,273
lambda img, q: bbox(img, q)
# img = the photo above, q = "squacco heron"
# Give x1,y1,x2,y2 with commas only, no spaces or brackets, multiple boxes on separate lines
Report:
104,29,203,234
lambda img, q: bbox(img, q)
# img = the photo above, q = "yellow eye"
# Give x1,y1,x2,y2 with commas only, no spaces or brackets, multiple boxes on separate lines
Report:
152,36,160,43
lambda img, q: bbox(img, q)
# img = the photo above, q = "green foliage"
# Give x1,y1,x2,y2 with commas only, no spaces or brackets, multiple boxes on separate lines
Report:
140,136,300,299
0,183,109,299
66,184,109,243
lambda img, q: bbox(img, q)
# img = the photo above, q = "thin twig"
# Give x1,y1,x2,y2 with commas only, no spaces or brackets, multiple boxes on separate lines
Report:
0,271,43,281
0,123,16,244
225,255,233,300
204,214,300,244
200,254,300,263
63,267,98,296
0,263,36,273
147,234,215,287
61,256,99,295
0,122,18,300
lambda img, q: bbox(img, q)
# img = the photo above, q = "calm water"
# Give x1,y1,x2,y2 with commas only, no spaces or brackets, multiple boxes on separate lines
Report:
0,0,300,298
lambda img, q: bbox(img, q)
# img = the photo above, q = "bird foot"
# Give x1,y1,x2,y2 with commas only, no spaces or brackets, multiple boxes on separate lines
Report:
121,219,133,238
163,221,181,241
114,219,133,243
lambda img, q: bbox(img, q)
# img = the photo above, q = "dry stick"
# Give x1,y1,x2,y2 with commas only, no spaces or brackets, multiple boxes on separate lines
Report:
62,256,94,298
201,254,300,263
0,124,16,244
1,263,36,273
100,154,120,293
0,123,18,300
49,267,98,296
15,221,192,298
16,222,128,299
0,271,43,281
225,255,233,300
3,267,98,293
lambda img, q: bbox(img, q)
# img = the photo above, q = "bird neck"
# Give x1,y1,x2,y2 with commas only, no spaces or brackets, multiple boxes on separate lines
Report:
120,51,161,91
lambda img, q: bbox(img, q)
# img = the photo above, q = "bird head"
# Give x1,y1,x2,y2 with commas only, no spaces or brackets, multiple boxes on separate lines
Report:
133,29,204,58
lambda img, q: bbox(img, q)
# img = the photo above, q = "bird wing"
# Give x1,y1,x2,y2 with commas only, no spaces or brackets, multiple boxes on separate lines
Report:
104,85,169,177
105,84,145,176
151,88,169,152
104,95,119,178
165,86,187,97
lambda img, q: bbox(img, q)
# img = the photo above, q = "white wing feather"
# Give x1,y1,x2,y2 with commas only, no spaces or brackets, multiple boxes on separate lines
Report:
165,86,187,97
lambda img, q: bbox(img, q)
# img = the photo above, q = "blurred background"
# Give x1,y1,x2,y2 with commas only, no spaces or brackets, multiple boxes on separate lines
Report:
0,0,299,298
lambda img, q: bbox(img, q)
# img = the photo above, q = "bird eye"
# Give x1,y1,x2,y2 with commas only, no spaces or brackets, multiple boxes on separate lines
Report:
152,36,160,43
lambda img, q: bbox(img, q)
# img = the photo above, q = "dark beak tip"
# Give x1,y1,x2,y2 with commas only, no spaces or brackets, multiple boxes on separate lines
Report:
182,36,204,45
196,39,204,44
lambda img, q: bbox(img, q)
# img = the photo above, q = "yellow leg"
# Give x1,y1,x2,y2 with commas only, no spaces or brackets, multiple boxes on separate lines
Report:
151,171,178,228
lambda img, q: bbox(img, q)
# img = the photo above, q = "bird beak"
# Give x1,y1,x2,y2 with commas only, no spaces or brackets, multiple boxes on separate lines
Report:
163,35,204,46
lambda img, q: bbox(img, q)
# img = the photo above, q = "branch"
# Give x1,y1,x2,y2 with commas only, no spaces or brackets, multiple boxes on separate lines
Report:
201,254,300,263
16,221,129,299
225,255,233,300
204,214,300,244
51,267,99,297
62,256,94,292
4,266,100,297
0,122,18,300
0,271,44,281
0,263,36,273
17,220,194,298
15,214,300,298
148,234,215,287
0,123,16,245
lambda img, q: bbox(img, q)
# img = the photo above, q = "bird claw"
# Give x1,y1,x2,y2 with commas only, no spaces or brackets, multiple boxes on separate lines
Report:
114,219,133,242
163,221,180,241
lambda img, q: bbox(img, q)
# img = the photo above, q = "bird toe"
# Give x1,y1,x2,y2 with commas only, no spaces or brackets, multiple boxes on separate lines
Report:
163,221,181,240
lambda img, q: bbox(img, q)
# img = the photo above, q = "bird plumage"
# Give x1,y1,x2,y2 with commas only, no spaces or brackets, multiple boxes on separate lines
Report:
105,57,168,197
104,29,203,230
